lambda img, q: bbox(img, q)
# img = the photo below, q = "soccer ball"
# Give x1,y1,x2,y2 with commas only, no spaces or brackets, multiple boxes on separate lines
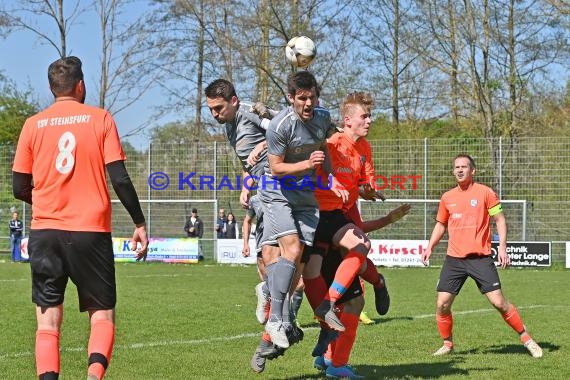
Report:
285,36,316,68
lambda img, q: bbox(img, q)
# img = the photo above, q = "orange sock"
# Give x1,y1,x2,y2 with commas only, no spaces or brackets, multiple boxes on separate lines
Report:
436,313,453,342
87,320,115,380
502,305,528,340
36,329,60,377
359,278,366,296
303,275,328,310
359,258,381,287
326,252,366,302
331,312,359,367
325,339,335,361
261,331,271,343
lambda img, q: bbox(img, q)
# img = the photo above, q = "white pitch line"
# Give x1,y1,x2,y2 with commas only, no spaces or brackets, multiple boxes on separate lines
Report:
0,304,559,360
413,304,551,319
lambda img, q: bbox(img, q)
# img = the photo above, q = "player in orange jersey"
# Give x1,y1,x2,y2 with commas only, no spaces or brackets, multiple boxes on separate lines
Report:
12,56,148,380
422,154,542,358
306,92,409,378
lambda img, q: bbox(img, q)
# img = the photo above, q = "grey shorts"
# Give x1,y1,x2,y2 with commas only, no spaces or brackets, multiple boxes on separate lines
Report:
437,255,502,294
258,186,319,247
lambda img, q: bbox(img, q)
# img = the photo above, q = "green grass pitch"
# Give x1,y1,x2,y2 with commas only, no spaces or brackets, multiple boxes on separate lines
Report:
1,260,568,379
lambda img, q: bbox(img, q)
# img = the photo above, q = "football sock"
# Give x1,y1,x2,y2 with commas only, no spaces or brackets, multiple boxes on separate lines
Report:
87,320,115,380
261,281,270,298
303,275,328,311
501,305,528,338
436,313,453,342
282,292,292,327
331,312,359,367
359,277,366,296
359,258,382,287
268,257,295,322
36,329,60,378
261,331,272,343
265,262,275,291
325,251,365,302
291,289,304,320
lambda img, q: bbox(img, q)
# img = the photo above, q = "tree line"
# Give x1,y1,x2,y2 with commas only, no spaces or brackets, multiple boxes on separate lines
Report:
1,0,569,147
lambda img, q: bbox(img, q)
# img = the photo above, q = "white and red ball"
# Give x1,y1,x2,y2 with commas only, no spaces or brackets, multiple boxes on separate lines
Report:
285,36,316,68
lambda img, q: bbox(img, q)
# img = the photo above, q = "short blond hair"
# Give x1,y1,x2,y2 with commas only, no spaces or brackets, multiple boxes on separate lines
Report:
341,92,374,118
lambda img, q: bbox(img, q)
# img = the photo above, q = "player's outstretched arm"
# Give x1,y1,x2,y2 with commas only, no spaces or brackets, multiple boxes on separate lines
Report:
359,183,386,202
361,203,411,233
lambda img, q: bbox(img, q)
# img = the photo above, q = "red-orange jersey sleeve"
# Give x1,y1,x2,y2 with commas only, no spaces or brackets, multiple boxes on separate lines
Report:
12,100,126,232
436,183,501,258
315,133,374,212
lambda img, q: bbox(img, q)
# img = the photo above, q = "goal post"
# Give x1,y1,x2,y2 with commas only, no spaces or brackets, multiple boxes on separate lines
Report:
357,198,527,241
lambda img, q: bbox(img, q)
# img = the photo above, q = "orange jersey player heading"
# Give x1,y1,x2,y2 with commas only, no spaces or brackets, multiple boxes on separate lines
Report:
436,182,501,258
12,101,126,232
315,131,375,212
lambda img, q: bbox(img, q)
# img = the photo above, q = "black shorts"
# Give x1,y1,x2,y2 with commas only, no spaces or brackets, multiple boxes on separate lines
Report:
321,247,363,305
437,255,501,295
311,210,352,256
29,229,116,312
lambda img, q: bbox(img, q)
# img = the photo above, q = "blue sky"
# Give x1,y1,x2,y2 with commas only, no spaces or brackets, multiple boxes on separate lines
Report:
0,4,173,150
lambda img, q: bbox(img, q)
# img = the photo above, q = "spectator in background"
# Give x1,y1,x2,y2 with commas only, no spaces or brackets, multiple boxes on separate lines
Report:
184,208,204,238
224,212,239,239
9,211,23,262
215,208,227,239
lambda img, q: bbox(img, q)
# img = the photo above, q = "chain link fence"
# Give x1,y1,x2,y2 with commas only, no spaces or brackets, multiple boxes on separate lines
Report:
2,137,568,262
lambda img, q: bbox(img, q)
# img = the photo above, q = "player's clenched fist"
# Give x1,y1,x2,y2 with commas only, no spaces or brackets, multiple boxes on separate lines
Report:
307,150,325,168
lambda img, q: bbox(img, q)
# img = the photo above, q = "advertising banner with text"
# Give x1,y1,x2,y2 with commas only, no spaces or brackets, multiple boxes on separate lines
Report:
368,239,428,267
216,239,258,264
113,237,200,263
491,241,551,267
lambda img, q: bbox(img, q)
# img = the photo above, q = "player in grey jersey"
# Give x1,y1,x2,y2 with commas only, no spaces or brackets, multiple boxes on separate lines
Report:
205,79,277,207
259,71,348,348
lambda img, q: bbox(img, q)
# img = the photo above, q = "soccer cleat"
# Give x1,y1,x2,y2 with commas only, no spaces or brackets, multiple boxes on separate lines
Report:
315,300,345,332
255,282,270,324
524,339,543,358
250,347,266,373
433,343,454,356
374,274,390,315
314,355,332,371
286,323,304,346
258,344,286,360
312,327,339,357
265,320,290,348
359,311,374,325
325,364,364,379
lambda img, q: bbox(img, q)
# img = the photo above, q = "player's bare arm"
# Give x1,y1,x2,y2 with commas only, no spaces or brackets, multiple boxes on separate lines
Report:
132,223,149,261
493,212,510,269
242,214,253,257
268,152,324,177
240,170,254,208
361,203,411,233
423,221,447,265
246,141,267,167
